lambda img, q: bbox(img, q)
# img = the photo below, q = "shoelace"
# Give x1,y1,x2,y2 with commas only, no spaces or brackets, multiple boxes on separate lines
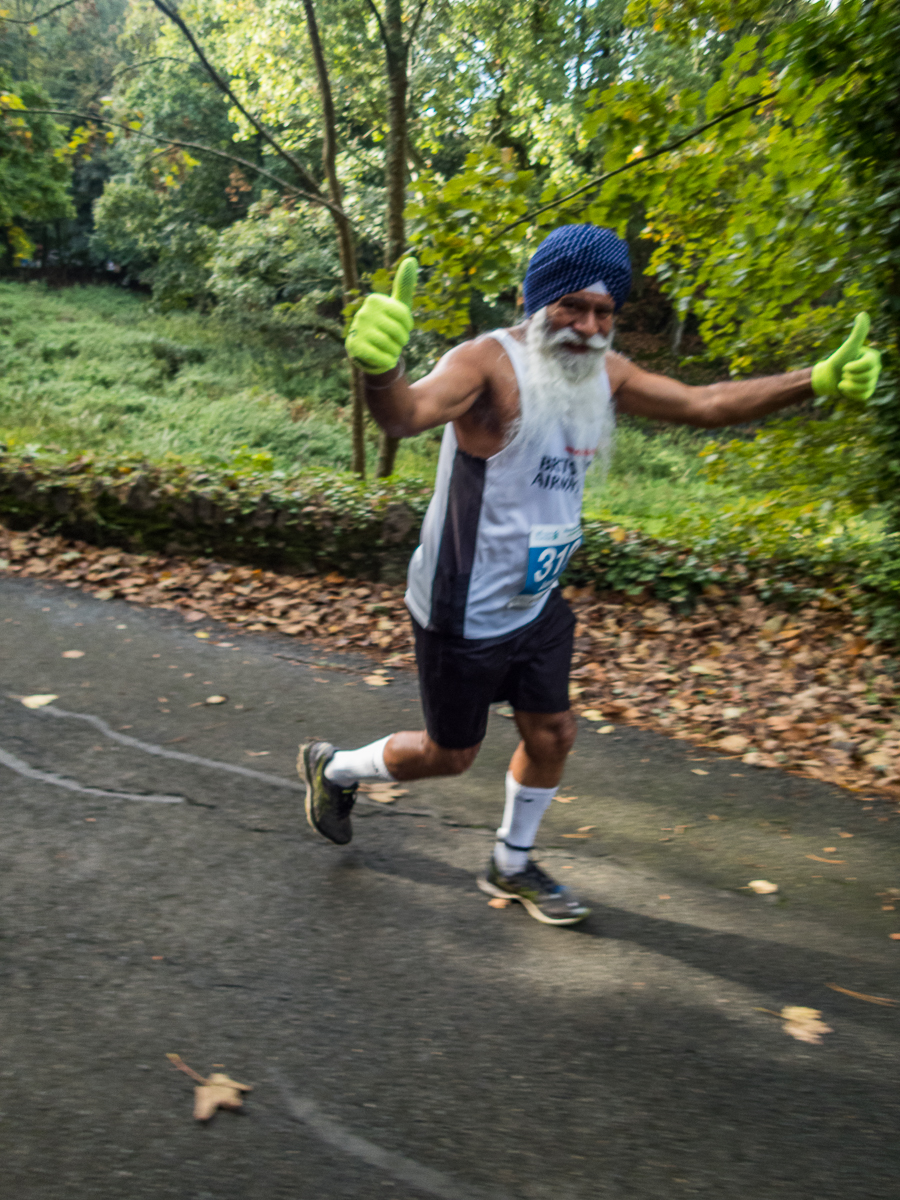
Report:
516,860,560,896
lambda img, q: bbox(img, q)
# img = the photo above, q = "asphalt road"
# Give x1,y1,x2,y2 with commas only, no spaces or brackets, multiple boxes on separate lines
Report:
1,575,899,1200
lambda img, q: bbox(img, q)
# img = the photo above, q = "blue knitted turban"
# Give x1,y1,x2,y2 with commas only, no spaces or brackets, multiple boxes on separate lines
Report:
522,224,632,315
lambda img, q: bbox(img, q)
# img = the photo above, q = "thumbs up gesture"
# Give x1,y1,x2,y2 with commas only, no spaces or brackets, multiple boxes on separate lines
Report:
811,313,882,401
345,257,418,373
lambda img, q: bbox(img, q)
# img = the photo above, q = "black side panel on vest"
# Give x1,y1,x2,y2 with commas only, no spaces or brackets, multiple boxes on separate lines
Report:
429,449,486,636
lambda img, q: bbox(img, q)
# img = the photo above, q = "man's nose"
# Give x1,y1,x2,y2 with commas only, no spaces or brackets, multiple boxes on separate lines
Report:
572,311,606,338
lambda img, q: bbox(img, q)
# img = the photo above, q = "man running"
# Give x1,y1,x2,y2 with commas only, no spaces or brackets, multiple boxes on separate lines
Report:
299,223,881,925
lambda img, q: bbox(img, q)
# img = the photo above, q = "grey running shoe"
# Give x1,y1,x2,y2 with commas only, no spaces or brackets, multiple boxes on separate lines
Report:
299,741,357,845
477,856,591,926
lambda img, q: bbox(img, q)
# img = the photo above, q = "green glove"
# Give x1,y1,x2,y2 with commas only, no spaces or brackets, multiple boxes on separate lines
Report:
345,257,418,373
811,312,882,401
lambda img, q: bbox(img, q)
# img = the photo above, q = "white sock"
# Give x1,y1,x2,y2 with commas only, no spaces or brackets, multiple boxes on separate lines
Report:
494,771,557,875
324,735,396,787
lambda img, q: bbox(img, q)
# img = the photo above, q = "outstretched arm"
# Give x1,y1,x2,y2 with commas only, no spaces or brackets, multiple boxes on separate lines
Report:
609,354,814,428
610,313,881,428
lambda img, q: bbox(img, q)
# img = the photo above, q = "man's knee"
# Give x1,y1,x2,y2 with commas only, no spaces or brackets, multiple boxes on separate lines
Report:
547,711,578,756
521,711,577,759
431,742,480,776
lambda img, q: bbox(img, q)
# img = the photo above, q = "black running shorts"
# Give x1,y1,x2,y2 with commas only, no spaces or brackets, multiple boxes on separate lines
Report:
411,587,576,750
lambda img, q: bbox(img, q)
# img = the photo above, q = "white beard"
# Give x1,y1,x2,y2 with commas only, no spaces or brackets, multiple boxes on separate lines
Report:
512,306,615,472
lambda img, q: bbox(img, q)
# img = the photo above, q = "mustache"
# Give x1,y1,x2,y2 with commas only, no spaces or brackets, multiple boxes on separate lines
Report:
543,326,612,352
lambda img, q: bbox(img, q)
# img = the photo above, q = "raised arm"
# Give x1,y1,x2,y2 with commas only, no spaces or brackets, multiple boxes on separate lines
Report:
610,313,881,428
345,258,488,437
363,343,490,438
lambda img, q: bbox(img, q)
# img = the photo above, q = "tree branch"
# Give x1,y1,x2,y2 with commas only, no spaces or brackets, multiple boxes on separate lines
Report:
0,0,80,23
11,107,346,216
495,91,779,240
406,0,429,47
363,0,389,52
148,0,327,202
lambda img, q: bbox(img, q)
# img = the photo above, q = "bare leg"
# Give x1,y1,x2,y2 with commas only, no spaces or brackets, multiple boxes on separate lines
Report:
509,710,577,786
383,730,481,781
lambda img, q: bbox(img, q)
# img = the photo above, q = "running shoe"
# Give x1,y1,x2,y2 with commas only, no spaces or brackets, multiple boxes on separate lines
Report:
298,741,357,845
477,856,591,925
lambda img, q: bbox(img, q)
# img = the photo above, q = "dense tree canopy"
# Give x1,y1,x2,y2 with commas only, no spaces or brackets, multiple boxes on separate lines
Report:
0,0,896,519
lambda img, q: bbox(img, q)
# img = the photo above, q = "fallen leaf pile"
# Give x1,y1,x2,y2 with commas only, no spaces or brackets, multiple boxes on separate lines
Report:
2,521,899,806
166,1053,252,1121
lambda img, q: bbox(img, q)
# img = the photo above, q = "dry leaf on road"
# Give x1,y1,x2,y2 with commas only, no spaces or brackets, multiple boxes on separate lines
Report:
61,649,84,658
20,694,58,709
205,695,228,705
363,675,391,687
487,897,511,909
747,879,778,894
167,1053,252,1122
779,1006,832,1044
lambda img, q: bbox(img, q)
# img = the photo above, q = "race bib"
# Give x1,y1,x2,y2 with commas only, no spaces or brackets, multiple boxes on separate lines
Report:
508,523,583,608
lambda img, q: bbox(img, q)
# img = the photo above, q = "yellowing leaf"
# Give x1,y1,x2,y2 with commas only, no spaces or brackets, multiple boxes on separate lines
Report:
20,694,58,708
166,1054,252,1122
780,1006,832,1045
193,1075,252,1121
581,708,605,721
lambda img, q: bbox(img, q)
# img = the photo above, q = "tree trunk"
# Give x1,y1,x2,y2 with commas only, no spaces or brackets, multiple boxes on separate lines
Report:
376,0,410,477
302,0,367,476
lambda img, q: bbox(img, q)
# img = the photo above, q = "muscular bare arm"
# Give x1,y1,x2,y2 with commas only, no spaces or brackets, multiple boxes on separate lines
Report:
364,342,491,438
607,351,814,428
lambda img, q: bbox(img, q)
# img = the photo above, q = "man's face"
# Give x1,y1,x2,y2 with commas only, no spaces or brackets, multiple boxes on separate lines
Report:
544,289,615,353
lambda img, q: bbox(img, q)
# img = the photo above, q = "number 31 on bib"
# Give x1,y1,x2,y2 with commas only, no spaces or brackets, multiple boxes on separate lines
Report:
511,523,583,606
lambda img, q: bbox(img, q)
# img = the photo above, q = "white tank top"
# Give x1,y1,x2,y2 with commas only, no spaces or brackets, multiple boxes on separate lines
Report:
405,328,610,640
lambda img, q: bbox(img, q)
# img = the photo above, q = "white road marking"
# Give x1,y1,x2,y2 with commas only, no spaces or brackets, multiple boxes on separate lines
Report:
276,1082,511,1200
31,703,304,790
0,746,184,803
10,701,385,808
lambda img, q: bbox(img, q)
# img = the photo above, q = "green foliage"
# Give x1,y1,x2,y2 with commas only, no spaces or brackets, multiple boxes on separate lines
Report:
856,536,900,645
407,145,535,337
697,385,888,520
565,523,731,606
0,282,358,469
0,76,72,260
92,175,218,308
786,0,900,533
207,196,343,346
